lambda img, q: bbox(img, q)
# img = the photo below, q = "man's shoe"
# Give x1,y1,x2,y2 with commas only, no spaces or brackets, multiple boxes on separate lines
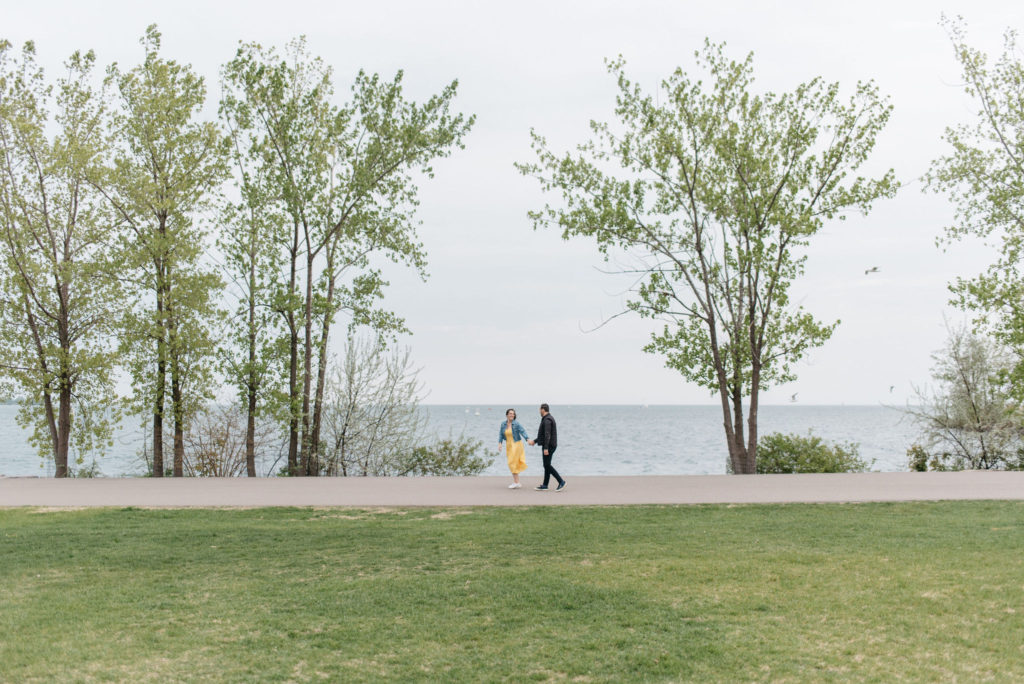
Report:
535,485,549,491
556,481,567,492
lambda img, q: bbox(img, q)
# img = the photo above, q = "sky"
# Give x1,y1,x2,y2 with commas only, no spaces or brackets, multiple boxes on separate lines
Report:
6,0,1024,406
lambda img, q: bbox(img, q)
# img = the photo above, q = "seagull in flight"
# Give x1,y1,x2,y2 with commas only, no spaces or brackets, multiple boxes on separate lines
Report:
790,392,798,403
865,266,880,275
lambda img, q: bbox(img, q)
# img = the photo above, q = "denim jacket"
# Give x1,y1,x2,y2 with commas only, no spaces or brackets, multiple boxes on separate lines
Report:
498,419,531,445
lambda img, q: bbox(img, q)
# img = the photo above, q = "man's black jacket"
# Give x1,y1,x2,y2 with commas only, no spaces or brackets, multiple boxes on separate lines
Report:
536,413,557,450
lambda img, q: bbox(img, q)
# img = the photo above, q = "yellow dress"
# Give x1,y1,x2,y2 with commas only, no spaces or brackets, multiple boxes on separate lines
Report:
505,427,527,474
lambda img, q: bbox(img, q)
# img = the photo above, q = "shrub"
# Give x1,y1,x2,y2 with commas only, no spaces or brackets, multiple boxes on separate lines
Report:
398,435,488,476
907,444,930,472
69,459,102,478
183,404,280,477
906,442,1024,472
756,431,871,474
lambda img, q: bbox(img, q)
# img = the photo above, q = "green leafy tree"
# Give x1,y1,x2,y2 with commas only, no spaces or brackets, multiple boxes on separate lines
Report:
0,41,120,477
98,26,229,477
216,104,287,477
221,38,474,476
926,17,1024,396
518,42,897,473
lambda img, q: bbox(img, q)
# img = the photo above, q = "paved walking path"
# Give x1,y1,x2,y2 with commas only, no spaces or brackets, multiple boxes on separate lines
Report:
1,471,1023,507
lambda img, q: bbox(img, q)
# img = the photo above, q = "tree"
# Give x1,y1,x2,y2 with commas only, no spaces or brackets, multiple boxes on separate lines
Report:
0,41,120,477
220,38,474,476
320,334,424,476
319,334,486,476
217,95,288,477
906,324,1024,470
99,26,228,477
518,42,897,473
926,17,1024,396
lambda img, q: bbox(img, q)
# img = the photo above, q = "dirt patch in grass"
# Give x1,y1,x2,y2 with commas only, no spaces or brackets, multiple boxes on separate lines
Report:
430,510,474,520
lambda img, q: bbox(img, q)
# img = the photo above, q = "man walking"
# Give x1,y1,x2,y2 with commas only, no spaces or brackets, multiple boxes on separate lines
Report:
529,403,566,491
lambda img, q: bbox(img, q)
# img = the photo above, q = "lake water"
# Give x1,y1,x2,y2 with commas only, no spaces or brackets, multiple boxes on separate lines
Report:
0,404,919,477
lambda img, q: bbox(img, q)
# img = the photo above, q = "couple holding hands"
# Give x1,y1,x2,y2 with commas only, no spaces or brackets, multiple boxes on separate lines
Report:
498,403,566,491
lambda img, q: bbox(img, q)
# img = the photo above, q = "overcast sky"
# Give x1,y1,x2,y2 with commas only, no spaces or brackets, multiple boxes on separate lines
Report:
7,0,1024,405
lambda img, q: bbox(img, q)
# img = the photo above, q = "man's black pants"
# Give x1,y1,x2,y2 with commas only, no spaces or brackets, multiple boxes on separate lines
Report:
541,446,563,487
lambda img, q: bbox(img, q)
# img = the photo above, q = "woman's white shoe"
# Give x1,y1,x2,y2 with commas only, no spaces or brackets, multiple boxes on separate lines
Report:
508,482,521,489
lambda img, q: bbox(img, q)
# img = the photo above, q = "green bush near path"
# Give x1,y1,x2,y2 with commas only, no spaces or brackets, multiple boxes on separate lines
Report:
757,431,871,473
2,503,1023,682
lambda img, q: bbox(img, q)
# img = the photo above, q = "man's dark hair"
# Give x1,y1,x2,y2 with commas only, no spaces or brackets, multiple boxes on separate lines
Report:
540,403,550,412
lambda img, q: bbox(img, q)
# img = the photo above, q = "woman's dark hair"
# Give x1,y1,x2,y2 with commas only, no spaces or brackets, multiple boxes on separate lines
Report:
506,408,516,420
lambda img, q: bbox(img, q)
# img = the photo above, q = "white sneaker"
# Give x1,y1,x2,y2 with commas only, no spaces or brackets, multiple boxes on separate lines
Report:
508,482,521,489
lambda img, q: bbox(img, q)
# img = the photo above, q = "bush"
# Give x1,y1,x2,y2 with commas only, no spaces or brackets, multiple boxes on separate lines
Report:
183,404,279,477
756,432,871,474
907,444,930,472
69,459,102,478
398,435,489,476
906,442,1024,472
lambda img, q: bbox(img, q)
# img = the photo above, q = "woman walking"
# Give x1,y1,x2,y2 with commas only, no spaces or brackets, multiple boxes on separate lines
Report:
498,408,530,488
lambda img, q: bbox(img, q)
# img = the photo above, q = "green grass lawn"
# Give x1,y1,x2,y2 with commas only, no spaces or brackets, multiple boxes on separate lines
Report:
2,502,1023,683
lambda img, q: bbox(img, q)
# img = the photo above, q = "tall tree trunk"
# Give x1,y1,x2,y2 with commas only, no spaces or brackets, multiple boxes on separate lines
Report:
706,312,744,475
40,389,62,476
153,361,165,477
23,293,66,477
286,222,300,476
720,398,742,475
244,303,258,477
168,291,184,477
746,359,761,474
245,253,258,477
728,328,753,473
55,259,73,478
246,386,257,477
729,300,753,473
287,319,299,475
300,250,315,475
152,275,166,478
732,389,751,473
309,331,329,475
309,269,337,478
171,367,185,477
56,380,72,478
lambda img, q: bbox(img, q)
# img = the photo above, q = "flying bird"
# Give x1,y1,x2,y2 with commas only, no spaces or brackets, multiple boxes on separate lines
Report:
890,385,895,393
865,266,880,275
790,392,798,403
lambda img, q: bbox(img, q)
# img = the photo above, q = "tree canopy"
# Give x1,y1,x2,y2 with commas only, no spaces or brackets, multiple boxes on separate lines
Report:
519,41,898,472
927,17,1024,397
